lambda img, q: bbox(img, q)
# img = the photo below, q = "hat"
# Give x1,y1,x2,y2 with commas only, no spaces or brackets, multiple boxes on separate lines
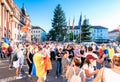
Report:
114,53,120,57
86,54,97,60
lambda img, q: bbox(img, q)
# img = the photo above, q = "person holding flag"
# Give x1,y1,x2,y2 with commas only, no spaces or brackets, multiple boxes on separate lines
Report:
33,46,47,82
2,37,11,55
2,37,14,69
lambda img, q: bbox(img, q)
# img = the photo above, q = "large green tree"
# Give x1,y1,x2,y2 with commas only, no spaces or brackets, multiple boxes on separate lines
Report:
50,4,66,41
81,19,92,42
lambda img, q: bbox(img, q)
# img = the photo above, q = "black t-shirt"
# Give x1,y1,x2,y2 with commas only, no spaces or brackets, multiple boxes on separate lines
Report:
56,52,63,61
29,52,33,62
80,50,84,55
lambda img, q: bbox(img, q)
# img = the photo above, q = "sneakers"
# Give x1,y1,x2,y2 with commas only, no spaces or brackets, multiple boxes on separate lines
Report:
28,75,31,77
19,73,23,77
9,67,15,70
55,76,58,79
16,76,23,79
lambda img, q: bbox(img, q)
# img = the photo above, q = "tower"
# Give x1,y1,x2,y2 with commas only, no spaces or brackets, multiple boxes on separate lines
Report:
21,3,27,16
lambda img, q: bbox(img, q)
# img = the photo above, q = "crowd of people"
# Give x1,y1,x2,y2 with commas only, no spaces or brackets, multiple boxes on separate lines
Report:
0,40,120,82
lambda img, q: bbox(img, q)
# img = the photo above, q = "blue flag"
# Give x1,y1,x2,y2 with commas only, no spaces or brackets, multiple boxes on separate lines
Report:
78,13,82,28
4,37,10,45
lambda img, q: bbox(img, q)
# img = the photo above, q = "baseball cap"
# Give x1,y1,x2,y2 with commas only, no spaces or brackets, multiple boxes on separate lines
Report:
86,54,97,60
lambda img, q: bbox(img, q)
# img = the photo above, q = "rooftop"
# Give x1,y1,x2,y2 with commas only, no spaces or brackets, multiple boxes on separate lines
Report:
109,29,120,33
91,26,108,29
31,26,46,32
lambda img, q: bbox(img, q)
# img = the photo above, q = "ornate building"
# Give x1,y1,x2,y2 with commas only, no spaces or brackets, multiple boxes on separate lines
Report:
0,0,31,42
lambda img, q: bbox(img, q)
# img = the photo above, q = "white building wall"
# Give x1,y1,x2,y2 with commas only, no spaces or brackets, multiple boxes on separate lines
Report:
108,32,119,40
31,29,41,42
67,29,80,35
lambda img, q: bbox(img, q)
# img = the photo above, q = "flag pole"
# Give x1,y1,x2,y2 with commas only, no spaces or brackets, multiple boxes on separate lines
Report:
68,17,70,42
79,13,82,43
72,16,75,42
80,27,81,43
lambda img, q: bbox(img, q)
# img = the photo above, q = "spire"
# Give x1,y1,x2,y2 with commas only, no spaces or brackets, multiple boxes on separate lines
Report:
21,3,27,16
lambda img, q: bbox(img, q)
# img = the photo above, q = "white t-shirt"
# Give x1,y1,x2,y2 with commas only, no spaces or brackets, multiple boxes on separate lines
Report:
82,64,94,79
104,68,120,82
85,52,98,66
17,50,24,66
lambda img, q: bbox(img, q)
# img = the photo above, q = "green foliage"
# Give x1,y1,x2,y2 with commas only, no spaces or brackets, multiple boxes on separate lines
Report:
81,19,92,42
69,32,73,41
49,4,66,41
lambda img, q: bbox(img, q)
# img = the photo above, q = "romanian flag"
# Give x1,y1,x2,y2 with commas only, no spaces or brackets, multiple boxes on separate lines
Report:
21,21,30,33
72,17,75,30
4,37,10,45
2,43,9,48
2,37,10,55
21,25,29,33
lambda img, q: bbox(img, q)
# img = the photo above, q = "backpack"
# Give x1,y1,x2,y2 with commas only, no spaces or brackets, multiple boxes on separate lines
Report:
70,68,82,82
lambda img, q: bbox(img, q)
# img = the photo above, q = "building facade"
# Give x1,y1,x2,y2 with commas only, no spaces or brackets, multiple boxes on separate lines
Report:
31,26,46,42
108,30,120,41
67,25,109,43
0,0,31,42
67,26,80,35
91,26,109,43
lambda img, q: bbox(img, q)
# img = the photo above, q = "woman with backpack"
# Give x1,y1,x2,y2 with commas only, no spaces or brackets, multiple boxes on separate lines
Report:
66,58,85,82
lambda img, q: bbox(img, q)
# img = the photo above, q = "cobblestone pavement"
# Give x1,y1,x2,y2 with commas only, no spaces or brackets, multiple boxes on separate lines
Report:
0,58,62,82
0,58,110,82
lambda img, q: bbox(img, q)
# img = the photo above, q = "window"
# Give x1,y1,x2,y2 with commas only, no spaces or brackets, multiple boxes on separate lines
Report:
94,30,96,32
76,31,78,34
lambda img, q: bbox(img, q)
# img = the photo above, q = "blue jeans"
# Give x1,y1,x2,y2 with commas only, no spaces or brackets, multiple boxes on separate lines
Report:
62,77,67,82
93,66,97,78
56,61,62,76
86,78,94,82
